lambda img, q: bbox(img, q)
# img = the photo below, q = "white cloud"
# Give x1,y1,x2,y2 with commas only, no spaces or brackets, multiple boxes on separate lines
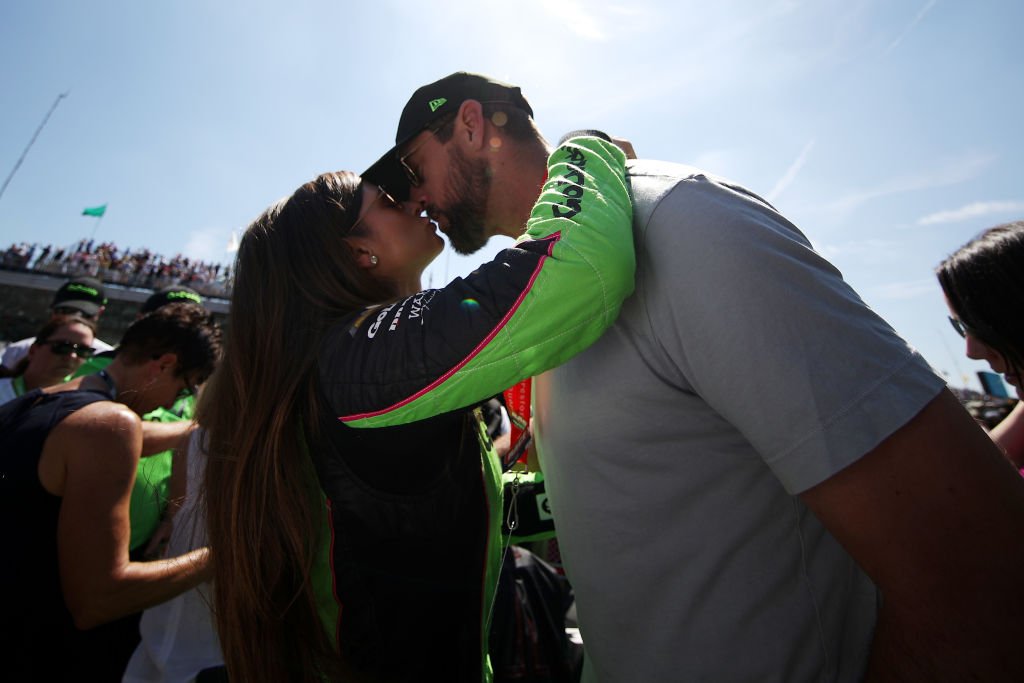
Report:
536,0,609,41
818,237,900,261
183,227,233,264
766,139,815,203
885,0,938,54
867,278,937,300
917,200,1024,226
821,150,996,215
689,148,737,176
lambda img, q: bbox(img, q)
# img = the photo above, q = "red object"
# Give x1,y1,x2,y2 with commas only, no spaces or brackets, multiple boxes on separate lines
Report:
503,378,532,464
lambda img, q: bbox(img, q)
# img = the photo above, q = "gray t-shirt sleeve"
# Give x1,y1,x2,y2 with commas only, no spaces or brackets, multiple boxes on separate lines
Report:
644,176,944,493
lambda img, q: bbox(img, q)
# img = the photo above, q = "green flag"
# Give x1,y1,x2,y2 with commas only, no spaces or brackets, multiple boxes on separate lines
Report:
82,203,107,217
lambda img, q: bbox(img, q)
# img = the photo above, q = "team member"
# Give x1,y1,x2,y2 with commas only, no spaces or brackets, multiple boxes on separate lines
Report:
1,275,113,370
361,72,1024,681
73,284,208,554
0,316,95,405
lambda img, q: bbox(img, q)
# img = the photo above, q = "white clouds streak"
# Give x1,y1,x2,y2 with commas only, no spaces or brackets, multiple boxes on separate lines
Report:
918,200,1024,225
885,0,938,54
867,278,937,300
822,150,995,215
767,139,815,203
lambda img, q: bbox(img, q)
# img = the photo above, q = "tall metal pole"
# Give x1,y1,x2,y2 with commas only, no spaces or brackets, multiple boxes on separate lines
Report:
0,91,69,202
89,214,104,241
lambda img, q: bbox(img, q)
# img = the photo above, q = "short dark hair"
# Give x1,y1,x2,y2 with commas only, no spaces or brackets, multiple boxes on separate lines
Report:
937,220,1024,373
118,302,222,383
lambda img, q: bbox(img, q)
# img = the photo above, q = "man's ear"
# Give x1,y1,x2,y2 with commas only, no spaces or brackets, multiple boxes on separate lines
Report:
456,99,486,151
154,352,179,377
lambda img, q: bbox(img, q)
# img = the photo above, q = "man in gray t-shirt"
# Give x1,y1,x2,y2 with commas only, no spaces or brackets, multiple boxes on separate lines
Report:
535,161,942,682
365,71,1024,681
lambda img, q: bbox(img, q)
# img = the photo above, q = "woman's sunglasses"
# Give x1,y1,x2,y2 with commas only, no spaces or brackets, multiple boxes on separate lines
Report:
948,316,970,339
38,340,96,358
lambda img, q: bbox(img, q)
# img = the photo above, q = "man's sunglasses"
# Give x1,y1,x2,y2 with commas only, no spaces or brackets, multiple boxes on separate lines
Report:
398,113,457,189
38,340,95,358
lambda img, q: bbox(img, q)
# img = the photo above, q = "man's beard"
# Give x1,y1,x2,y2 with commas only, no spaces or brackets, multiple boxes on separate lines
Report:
439,145,492,255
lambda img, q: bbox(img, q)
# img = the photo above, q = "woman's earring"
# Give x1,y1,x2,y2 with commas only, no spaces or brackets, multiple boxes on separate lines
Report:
370,254,379,266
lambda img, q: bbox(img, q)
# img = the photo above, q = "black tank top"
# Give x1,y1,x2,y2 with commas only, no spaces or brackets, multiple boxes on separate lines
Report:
0,387,111,680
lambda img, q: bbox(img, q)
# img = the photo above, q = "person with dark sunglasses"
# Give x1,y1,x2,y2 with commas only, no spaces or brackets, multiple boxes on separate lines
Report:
1,276,113,373
0,317,96,406
938,220,1024,470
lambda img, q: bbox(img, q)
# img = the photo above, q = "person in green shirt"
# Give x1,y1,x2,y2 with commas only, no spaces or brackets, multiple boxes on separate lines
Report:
73,285,206,555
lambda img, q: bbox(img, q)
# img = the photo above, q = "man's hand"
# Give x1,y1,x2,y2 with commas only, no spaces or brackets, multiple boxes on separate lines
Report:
611,136,637,160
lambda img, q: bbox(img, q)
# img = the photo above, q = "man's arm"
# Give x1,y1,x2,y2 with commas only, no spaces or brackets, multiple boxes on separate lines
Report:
139,418,195,457
800,389,1024,681
331,135,633,428
46,403,210,630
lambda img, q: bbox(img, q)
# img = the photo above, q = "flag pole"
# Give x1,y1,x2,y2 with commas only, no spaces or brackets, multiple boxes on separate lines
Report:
0,92,69,203
89,214,104,241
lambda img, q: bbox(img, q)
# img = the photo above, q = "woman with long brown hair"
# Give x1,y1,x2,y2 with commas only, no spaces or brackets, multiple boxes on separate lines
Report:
201,135,632,682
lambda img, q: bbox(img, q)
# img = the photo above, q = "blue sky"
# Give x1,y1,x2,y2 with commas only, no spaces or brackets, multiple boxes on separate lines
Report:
2,0,1022,391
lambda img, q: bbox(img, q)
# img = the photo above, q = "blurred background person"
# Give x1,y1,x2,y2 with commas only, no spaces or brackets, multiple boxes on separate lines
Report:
0,316,96,405
938,219,1024,470
1,275,112,372
73,284,208,557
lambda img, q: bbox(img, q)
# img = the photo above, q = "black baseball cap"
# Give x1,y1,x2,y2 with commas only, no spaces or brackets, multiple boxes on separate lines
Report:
51,276,108,317
141,286,204,314
362,72,533,199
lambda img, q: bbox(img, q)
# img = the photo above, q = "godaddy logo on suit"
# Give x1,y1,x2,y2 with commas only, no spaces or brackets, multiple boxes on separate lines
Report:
550,145,587,220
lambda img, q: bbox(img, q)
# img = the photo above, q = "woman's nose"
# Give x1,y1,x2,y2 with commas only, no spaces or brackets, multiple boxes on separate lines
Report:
964,333,992,362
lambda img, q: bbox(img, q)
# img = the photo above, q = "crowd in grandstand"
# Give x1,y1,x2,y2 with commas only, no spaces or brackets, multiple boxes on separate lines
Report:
1,239,232,299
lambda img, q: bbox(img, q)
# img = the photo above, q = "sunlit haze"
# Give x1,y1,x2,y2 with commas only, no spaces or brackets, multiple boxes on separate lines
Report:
2,0,1021,391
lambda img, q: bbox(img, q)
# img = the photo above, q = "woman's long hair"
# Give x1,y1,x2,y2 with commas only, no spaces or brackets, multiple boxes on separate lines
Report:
200,171,394,682
937,220,1024,374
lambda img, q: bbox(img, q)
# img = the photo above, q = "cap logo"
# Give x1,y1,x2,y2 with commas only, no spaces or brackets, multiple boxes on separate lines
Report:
66,283,99,297
168,291,202,304
428,98,448,112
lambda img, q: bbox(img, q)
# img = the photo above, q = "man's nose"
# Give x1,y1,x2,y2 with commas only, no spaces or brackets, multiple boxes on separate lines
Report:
404,188,429,216
402,198,424,217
